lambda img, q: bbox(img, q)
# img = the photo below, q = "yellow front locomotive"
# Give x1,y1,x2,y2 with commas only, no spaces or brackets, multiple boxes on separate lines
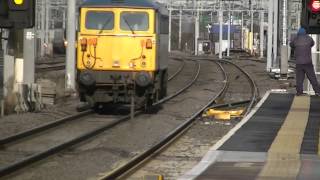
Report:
77,0,169,110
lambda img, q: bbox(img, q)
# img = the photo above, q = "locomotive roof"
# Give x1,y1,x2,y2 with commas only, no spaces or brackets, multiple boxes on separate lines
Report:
80,0,168,16
81,0,161,9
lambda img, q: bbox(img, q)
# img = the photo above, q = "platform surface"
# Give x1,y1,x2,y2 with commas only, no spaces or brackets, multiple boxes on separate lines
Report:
179,92,320,180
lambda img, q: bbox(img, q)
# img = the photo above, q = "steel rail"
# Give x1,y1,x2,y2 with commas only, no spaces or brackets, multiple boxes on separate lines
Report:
99,61,228,180
237,58,296,69
35,65,66,72
156,60,200,105
179,56,259,116
171,54,296,69
0,60,201,178
35,60,65,65
219,59,259,116
204,99,251,114
168,58,186,81
0,110,93,146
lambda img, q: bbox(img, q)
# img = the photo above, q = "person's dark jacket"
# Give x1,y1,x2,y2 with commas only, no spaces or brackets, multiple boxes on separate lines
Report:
290,33,315,64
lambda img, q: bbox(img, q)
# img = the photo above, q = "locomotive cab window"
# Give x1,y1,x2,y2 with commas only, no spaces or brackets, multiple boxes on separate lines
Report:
120,12,149,31
85,11,114,30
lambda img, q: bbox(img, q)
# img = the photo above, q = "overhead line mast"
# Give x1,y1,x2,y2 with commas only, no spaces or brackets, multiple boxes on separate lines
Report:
66,0,76,92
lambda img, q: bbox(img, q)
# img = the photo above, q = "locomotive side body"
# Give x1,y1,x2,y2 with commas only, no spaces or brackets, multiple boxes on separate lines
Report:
77,0,168,108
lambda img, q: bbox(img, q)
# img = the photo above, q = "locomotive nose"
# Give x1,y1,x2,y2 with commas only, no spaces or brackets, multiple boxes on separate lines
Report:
135,72,152,87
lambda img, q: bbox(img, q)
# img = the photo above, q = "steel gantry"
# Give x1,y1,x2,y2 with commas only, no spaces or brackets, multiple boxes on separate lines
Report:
164,0,269,58
161,0,302,74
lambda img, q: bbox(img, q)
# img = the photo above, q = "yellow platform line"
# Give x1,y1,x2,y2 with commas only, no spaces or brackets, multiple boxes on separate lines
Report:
257,96,310,179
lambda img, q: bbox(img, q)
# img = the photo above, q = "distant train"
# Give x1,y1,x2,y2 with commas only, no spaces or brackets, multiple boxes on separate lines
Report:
77,0,169,110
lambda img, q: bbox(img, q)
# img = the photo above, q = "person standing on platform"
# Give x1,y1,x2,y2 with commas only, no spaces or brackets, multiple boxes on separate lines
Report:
290,27,320,96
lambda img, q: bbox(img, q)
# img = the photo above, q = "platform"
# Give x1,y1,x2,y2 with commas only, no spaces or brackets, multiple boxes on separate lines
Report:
179,91,320,180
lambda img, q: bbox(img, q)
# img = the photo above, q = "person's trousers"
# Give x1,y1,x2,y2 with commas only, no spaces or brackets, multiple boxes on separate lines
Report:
296,63,320,94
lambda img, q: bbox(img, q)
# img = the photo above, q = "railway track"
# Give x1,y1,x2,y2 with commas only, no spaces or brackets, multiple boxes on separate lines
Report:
175,56,259,112
168,58,186,81
0,110,93,145
35,59,66,72
35,63,65,72
1,56,257,179
218,59,259,115
1,58,187,147
0,58,196,178
99,57,259,180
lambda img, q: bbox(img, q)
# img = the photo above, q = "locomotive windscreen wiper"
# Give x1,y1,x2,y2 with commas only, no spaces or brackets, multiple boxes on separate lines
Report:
98,17,112,34
122,17,135,35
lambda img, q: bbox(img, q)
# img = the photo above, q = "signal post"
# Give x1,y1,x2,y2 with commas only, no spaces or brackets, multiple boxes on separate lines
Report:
0,0,36,114
301,0,320,94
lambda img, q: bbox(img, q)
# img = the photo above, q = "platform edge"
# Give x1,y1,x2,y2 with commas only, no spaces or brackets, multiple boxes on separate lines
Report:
178,90,276,180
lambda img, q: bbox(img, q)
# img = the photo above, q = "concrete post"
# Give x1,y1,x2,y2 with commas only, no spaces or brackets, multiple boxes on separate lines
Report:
282,0,288,46
273,0,279,68
3,29,33,113
195,6,199,55
63,10,66,29
280,46,288,77
260,11,264,58
66,0,76,92
45,0,50,55
40,0,46,57
227,4,231,57
23,29,35,84
267,0,273,71
3,54,14,113
168,7,172,52
219,9,223,59
179,8,182,50
241,12,244,50
287,1,292,60
250,4,254,54
280,0,288,77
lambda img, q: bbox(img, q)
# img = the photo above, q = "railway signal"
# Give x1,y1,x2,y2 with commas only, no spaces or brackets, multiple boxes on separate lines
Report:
308,0,320,12
301,0,320,34
0,0,35,28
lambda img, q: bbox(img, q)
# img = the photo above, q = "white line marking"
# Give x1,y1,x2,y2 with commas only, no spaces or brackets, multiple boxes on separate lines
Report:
178,90,276,180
